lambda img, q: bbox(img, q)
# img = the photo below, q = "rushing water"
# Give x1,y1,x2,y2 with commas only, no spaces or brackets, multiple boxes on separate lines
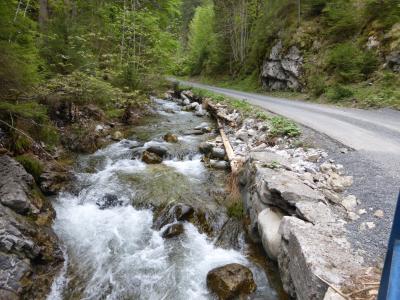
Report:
47,99,282,300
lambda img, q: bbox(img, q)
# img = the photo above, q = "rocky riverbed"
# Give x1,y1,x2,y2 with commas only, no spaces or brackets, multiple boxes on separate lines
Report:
45,97,285,300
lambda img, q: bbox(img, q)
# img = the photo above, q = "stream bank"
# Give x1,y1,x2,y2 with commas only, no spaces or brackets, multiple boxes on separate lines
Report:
46,96,286,299
167,88,380,300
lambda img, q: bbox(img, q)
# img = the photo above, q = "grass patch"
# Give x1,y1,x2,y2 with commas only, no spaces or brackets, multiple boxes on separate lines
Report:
269,116,301,138
227,201,244,219
16,154,43,182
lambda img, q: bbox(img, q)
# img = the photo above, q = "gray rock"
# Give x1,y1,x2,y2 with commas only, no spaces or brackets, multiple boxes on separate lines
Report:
199,142,214,155
386,51,400,72
210,160,230,170
146,145,168,157
261,40,303,91
0,156,63,299
210,148,226,160
278,216,363,299
0,156,34,214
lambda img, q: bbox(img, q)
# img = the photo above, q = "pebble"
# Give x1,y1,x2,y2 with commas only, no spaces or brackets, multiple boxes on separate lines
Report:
373,210,384,218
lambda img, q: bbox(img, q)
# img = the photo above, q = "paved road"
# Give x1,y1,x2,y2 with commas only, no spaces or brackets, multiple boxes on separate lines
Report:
176,79,400,262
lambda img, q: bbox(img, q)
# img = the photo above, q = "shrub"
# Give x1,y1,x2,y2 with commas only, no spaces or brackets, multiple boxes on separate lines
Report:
325,43,378,83
305,0,328,17
269,116,301,138
308,75,327,97
16,154,43,182
323,1,361,40
326,84,353,101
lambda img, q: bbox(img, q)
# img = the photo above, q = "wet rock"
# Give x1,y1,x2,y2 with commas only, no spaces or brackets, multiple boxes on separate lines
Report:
39,162,71,196
195,122,212,133
195,108,206,117
210,148,226,160
210,160,230,170
142,151,163,164
215,218,244,250
163,133,178,143
184,129,204,136
96,194,123,209
206,263,256,300
111,131,124,141
199,142,214,155
258,208,284,260
153,203,195,230
146,145,168,157
162,223,184,239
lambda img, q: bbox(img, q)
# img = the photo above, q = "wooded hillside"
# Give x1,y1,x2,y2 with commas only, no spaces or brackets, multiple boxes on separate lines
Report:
180,0,400,108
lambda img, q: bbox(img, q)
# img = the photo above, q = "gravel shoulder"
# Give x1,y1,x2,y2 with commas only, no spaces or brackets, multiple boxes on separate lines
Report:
176,79,400,264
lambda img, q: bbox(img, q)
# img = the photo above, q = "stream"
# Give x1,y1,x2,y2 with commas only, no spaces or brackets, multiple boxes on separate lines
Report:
47,98,284,300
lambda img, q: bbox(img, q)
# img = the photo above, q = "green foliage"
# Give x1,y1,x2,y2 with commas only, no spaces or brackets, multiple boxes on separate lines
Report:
0,101,49,123
363,0,400,30
323,1,361,40
186,3,220,75
0,1,42,95
269,116,301,138
326,84,353,101
325,43,378,83
308,75,327,97
12,134,32,154
305,0,328,16
15,154,43,182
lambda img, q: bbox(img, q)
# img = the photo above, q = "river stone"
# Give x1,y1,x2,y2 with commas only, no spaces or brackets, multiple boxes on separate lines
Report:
199,142,214,155
146,145,168,157
195,122,212,133
111,131,123,141
96,194,123,209
142,151,163,164
162,223,184,239
163,133,178,143
210,160,230,170
206,263,256,300
153,203,195,230
210,148,226,160
257,208,284,261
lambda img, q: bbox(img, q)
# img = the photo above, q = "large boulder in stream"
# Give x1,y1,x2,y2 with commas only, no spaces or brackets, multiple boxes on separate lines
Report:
146,145,168,157
142,151,163,164
163,133,178,143
96,194,123,209
0,155,63,300
206,263,257,300
161,223,184,239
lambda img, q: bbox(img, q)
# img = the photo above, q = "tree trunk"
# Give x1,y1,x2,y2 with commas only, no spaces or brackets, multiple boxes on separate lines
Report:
39,0,48,30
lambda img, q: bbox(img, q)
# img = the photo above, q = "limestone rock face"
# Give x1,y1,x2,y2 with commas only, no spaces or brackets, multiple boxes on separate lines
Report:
206,263,256,300
278,217,363,300
0,155,63,299
261,41,303,91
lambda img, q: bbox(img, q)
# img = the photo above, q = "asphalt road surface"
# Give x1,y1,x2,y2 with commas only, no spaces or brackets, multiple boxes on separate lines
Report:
175,79,400,263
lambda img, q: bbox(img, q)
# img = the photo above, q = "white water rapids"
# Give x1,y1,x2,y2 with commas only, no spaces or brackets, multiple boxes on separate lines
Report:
47,99,280,300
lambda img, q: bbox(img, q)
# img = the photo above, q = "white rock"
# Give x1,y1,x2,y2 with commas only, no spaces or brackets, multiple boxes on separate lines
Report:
358,209,367,215
373,210,384,218
258,208,284,261
348,212,360,221
342,195,357,212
